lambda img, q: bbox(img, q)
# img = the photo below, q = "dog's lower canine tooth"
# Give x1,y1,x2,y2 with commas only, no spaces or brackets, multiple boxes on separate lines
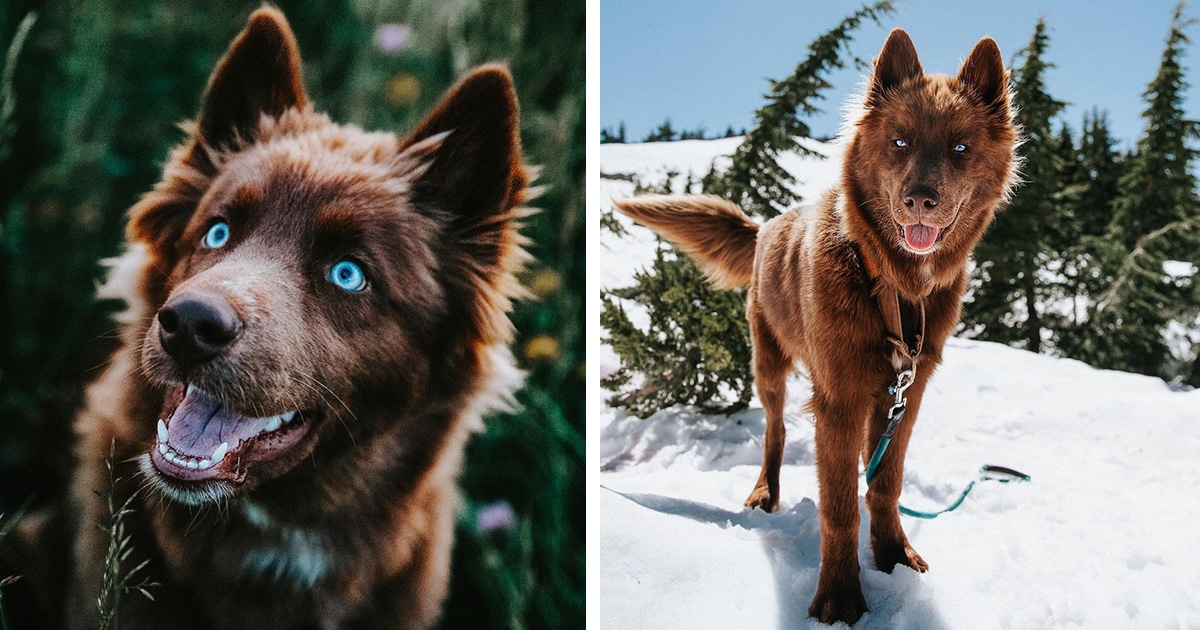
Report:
211,442,229,463
158,419,169,444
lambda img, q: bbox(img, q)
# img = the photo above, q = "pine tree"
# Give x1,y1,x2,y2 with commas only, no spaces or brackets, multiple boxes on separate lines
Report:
705,0,895,218
1083,3,1200,379
1075,110,1122,238
1055,112,1123,354
963,18,1067,353
1108,3,1200,254
601,244,754,417
602,3,895,417
644,117,678,142
600,121,627,143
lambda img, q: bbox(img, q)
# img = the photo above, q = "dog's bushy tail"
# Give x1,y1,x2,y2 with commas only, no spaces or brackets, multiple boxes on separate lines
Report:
613,195,759,289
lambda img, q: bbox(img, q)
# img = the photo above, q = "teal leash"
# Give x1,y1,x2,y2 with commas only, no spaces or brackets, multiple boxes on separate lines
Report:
865,369,1030,519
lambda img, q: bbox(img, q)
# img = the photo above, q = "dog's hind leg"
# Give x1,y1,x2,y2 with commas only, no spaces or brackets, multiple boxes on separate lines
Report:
807,385,872,626
864,375,930,574
743,309,791,513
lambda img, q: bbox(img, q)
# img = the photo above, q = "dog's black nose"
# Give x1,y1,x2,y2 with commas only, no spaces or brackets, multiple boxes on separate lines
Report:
157,291,242,366
903,186,939,212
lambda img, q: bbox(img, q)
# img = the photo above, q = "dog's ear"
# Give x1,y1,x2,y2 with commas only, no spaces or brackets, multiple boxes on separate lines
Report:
195,6,307,151
957,37,1009,116
868,28,923,105
128,7,308,290
399,65,525,266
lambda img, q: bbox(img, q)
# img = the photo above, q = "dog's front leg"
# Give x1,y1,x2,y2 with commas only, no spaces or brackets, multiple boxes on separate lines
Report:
808,388,870,625
864,374,929,574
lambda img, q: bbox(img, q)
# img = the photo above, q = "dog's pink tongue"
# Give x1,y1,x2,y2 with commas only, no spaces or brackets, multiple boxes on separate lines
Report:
166,387,257,457
904,224,939,251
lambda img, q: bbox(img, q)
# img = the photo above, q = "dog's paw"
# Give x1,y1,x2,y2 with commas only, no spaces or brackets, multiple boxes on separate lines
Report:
743,484,778,513
808,583,868,626
873,541,929,574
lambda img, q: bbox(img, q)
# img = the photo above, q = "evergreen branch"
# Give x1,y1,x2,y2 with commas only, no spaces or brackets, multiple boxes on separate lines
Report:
1093,218,1198,316
713,1,895,217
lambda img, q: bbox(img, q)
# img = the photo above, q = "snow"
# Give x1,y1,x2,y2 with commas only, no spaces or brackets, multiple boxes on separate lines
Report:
1163,259,1197,279
597,138,1200,629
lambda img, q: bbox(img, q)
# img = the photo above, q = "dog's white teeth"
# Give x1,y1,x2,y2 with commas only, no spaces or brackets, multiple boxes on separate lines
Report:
158,443,168,455
197,459,212,470
281,411,296,423
263,416,282,433
185,459,200,470
157,419,169,444
211,442,229,463
186,383,196,397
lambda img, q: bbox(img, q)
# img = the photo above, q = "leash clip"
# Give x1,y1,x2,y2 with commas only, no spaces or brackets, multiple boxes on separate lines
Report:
883,369,914,437
888,369,915,405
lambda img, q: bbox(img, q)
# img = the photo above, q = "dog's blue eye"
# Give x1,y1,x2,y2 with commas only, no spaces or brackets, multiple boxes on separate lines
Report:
203,222,230,249
954,143,967,153
329,260,367,292
894,139,908,148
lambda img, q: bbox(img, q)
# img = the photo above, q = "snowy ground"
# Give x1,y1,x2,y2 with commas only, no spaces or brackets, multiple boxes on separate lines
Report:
597,138,1200,629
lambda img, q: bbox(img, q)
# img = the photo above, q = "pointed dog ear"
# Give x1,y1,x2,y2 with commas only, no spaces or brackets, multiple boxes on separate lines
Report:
128,7,308,283
868,28,924,105
195,6,308,151
957,36,1009,117
400,64,526,265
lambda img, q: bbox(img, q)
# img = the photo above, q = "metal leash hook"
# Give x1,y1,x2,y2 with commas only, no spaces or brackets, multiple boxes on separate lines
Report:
883,368,915,437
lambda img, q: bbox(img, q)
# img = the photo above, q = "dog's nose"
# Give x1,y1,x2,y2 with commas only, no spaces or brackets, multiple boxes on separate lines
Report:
903,186,939,212
157,291,243,366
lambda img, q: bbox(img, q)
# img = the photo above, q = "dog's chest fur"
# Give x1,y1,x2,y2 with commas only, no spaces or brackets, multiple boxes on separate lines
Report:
237,501,336,588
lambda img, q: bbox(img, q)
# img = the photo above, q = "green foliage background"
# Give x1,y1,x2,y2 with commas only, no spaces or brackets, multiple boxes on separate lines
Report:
0,0,583,627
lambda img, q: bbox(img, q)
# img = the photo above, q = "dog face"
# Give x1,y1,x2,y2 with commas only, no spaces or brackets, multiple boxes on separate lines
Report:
133,9,526,504
847,29,1018,257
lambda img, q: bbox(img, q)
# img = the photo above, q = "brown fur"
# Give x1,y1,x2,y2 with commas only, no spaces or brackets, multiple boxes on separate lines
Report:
67,7,528,629
614,29,1018,625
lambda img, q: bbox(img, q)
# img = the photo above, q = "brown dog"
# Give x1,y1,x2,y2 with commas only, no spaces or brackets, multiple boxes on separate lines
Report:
614,29,1018,625
67,7,528,629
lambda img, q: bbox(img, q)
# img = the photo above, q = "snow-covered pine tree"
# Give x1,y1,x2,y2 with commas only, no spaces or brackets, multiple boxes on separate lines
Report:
600,245,755,418
1055,111,1123,355
1083,3,1200,380
601,2,894,417
704,0,895,218
964,18,1067,353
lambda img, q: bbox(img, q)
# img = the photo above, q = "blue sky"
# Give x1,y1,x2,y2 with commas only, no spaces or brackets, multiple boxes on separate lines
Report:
601,1,1200,148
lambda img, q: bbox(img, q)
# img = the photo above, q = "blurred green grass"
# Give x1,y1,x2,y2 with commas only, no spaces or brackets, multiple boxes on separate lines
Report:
0,1,583,628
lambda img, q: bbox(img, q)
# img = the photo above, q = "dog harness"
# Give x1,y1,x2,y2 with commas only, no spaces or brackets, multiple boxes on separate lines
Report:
865,284,1030,519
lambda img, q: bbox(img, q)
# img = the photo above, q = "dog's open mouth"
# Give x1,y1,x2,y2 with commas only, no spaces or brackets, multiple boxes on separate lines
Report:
902,223,940,252
150,384,311,483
